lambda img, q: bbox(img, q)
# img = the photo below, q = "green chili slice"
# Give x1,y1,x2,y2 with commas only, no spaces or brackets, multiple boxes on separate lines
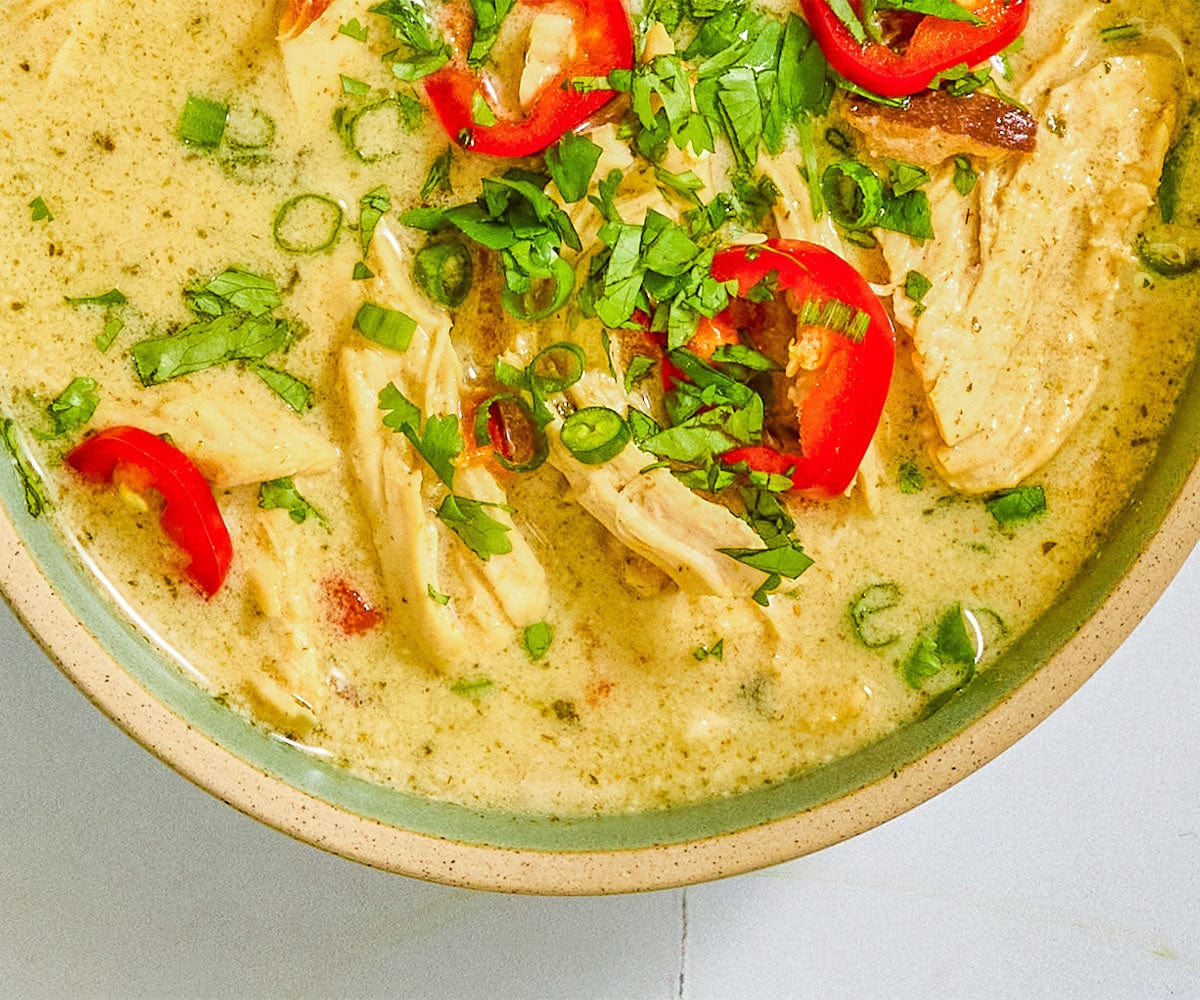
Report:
414,241,474,308
500,257,575,321
1136,234,1200,278
529,341,586,394
560,407,631,465
472,394,548,473
274,194,343,254
821,161,884,230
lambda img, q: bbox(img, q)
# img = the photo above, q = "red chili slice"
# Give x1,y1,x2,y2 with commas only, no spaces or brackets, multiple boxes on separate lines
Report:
423,0,634,157
66,426,233,597
799,0,1029,99
710,240,895,499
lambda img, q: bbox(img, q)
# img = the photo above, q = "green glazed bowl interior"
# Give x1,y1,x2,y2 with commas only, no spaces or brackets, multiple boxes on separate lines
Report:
3,340,1200,893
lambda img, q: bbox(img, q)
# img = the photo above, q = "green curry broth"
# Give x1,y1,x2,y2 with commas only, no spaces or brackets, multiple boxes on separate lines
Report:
1,0,1197,814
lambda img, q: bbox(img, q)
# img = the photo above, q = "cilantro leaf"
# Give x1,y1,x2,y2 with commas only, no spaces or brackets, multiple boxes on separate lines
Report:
546,132,602,204
1,419,51,518
466,0,517,65
522,620,554,660
378,382,463,488
437,493,513,560
46,377,100,436
986,485,1046,525
258,477,329,528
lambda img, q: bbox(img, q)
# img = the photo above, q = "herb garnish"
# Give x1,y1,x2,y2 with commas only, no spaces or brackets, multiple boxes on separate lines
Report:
130,268,299,386
258,477,328,528
522,620,554,660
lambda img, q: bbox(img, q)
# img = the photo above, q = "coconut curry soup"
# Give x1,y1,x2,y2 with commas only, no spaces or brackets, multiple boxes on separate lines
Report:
2,0,1198,818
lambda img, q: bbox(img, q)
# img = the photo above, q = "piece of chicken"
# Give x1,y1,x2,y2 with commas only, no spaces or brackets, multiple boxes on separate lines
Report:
545,371,767,597
879,53,1177,492
100,373,340,488
339,227,550,672
242,508,327,733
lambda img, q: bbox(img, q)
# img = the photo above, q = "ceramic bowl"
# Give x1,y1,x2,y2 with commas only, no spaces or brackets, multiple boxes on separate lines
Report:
3,362,1200,894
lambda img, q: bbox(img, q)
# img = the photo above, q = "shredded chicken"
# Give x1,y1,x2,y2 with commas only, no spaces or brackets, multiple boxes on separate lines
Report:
545,372,766,597
338,227,550,672
880,54,1178,492
100,376,339,488
242,508,326,734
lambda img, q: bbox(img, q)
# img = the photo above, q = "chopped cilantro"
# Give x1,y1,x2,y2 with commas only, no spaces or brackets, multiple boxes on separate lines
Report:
370,0,451,80
378,382,463,488
903,270,933,317
1,419,51,518
437,493,513,560
358,185,392,258
131,269,297,386
986,485,1046,526
546,131,603,204
340,75,371,96
898,458,926,494
65,289,127,309
251,363,314,413
46,377,100,436
466,0,517,66
420,147,453,200
29,197,53,222
953,155,979,196
522,621,554,661
338,18,369,42
258,477,328,528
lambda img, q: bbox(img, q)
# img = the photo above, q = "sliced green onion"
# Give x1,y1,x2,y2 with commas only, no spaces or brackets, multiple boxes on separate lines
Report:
500,257,575,321
821,160,884,230
340,74,371,96
224,107,275,150
560,407,630,465
338,96,423,162
178,95,229,151
797,297,871,342
29,196,52,222
273,194,343,254
472,394,548,473
414,242,473,308
353,302,416,352
849,582,902,649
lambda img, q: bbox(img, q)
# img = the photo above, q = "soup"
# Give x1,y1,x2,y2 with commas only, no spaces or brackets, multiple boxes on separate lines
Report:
2,0,1197,815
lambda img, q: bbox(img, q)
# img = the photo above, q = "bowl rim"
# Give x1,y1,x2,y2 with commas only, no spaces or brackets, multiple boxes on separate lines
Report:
3,439,1199,895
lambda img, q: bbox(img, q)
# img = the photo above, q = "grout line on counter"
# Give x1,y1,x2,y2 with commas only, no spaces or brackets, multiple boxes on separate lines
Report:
678,887,689,1000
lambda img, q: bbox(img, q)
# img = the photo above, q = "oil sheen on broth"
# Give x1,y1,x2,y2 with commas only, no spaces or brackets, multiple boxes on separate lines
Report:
1,0,1197,814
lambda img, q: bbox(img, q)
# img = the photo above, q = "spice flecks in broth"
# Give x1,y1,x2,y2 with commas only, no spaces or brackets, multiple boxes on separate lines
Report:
1,0,1197,814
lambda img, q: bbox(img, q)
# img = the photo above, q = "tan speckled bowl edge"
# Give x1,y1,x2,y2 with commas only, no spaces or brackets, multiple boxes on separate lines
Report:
3,450,1197,896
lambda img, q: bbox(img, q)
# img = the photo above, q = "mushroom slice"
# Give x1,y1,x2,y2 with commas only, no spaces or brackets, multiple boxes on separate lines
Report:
844,90,1038,165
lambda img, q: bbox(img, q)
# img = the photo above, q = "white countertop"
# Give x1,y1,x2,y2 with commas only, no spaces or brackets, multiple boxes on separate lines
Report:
3,547,1199,998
